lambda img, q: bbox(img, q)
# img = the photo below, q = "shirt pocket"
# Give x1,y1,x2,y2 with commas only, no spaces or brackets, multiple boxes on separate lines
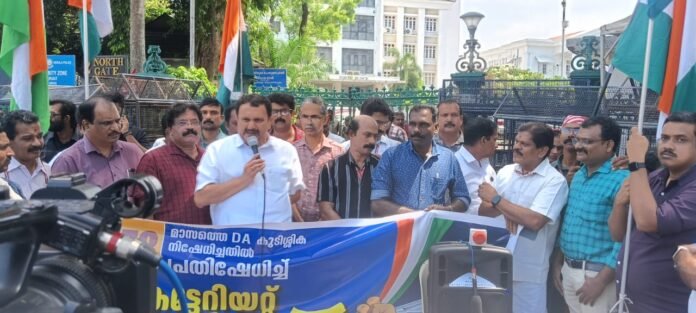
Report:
265,167,290,194
430,177,450,204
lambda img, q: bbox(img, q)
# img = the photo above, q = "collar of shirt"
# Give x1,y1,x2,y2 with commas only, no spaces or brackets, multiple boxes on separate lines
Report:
579,158,613,177
434,132,464,147
407,140,441,160
653,163,696,189
8,157,49,176
296,136,338,153
347,151,377,168
83,137,124,157
514,158,553,177
164,142,204,161
201,129,227,144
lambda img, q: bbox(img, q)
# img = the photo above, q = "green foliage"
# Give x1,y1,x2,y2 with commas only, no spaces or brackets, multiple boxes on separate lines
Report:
485,66,548,80
145,0,173,22
43,1,81,56
166,66,217,97
106,0,130,55
383,48,423,89
272,38,330,88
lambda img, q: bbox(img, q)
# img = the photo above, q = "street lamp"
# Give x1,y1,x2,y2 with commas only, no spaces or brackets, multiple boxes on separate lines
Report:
456,12,487,72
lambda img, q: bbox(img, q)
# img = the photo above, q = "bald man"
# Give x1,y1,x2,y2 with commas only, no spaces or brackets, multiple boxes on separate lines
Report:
317,115,380,219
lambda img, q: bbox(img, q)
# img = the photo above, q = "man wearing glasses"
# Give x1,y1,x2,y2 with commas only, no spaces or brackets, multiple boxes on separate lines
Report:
268,93,304,143
137,103,210,225
552,117,627,313
343,98,399,157
52,96,144,188
556,115,587,181
293,96,344,221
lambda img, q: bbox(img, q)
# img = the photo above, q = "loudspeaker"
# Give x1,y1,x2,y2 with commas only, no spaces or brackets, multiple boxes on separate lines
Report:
425,242,513,313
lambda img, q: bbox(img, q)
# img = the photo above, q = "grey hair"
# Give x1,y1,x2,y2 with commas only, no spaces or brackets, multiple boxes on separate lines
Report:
301,96,327,116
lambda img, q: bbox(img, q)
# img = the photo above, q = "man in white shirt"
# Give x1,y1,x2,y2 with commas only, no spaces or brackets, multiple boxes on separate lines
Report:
454,117,498,215
194,94,305,225
478,122,569,313
0,117,21,200
342,97,399,157
2,110,50,199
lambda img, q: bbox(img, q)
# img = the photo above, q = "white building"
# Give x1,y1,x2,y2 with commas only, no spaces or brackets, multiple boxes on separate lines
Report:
479,31,584,78
314,0,462,89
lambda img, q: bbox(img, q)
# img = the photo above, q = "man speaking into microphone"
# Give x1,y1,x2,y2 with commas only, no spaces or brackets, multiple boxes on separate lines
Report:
194,94,305,225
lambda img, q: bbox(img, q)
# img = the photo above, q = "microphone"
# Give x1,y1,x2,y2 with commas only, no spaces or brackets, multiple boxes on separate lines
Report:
247,135,265,179
248,135,260,155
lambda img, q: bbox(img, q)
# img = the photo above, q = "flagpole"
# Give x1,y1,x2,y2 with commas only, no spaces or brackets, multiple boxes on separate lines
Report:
613,17,654,313
189,0,195,68
82,0,89,100
238,0,243,96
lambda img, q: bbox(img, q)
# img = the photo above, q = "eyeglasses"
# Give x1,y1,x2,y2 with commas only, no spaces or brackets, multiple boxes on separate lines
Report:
561,127,580,135
271,109,291,116
175,119,201,127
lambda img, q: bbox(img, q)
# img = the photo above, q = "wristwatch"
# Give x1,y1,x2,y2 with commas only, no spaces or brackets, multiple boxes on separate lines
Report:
491,195,502,208
628,162,646,172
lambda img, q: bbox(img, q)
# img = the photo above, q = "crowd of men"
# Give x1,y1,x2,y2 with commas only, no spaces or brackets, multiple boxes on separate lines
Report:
0,92,695,313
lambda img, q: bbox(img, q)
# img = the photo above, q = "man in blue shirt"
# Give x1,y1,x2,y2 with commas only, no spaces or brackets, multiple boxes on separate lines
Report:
370,105,470,215
553,116,628,313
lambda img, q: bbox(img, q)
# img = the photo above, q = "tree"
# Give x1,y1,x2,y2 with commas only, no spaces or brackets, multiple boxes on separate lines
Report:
270,38,330,87
383,48,423,89
485,66,549,80
130,0,146,72
145,0,172,22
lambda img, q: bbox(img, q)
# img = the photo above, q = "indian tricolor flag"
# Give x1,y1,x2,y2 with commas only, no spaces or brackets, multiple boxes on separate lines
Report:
0,0,50,130
613,0,696,128
68,0,113,62
216,0,244,106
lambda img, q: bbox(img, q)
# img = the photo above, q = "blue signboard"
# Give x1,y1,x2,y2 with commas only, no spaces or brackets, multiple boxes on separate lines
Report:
254,68,287,88
47,55,76,86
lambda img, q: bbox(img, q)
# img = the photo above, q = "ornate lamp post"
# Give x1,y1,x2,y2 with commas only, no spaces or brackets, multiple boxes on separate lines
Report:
456,12,487,73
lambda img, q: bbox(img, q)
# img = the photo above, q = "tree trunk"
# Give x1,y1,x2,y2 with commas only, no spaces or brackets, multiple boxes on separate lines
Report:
196,3,223,80
130,0,146,72
299,1,309,38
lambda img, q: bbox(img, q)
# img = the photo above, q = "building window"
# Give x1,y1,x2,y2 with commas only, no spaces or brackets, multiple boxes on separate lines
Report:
343,15,375,41
424,45,436,60
404,16,416,34
384,15,395,31
566,64,571,75
317,47,332,65
403,44,415,56
342,48,374,75
425,17,437,33
384,43,395,56
542,64,548,75
424,72,436,87
358,0,375,7
383,70,394,77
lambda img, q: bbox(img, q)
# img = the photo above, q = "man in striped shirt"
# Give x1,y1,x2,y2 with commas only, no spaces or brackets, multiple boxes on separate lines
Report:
318,115,379,219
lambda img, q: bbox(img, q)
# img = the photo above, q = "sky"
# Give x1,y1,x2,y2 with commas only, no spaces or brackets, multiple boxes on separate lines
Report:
459,0,637,49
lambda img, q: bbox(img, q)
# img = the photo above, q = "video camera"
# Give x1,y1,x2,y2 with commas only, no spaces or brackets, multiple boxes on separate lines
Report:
0,173,164,313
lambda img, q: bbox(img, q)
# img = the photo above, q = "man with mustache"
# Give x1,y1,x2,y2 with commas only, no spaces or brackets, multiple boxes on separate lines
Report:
2,110,50,199
268,93,304,143
479,122,568,313
52,96,144,188
43,99,79,163
551,117,627,313
199,98,226,149
609,112,696,313
454,117,498,216
371,105,470,216
294,96,344,221
0,114,21,200
195,94,305,225
433,99,466,152
317,115,379,219
387,112,408,143
556,115,586,181
136,102,210,224
343,98,399,157
548,129,563,166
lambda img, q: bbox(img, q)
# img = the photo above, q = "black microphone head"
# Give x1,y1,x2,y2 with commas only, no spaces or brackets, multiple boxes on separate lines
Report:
248,135,259,154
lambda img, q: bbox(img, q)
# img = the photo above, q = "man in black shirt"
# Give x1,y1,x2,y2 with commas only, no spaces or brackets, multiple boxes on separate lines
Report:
43,99,79,163
317,115,379,219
